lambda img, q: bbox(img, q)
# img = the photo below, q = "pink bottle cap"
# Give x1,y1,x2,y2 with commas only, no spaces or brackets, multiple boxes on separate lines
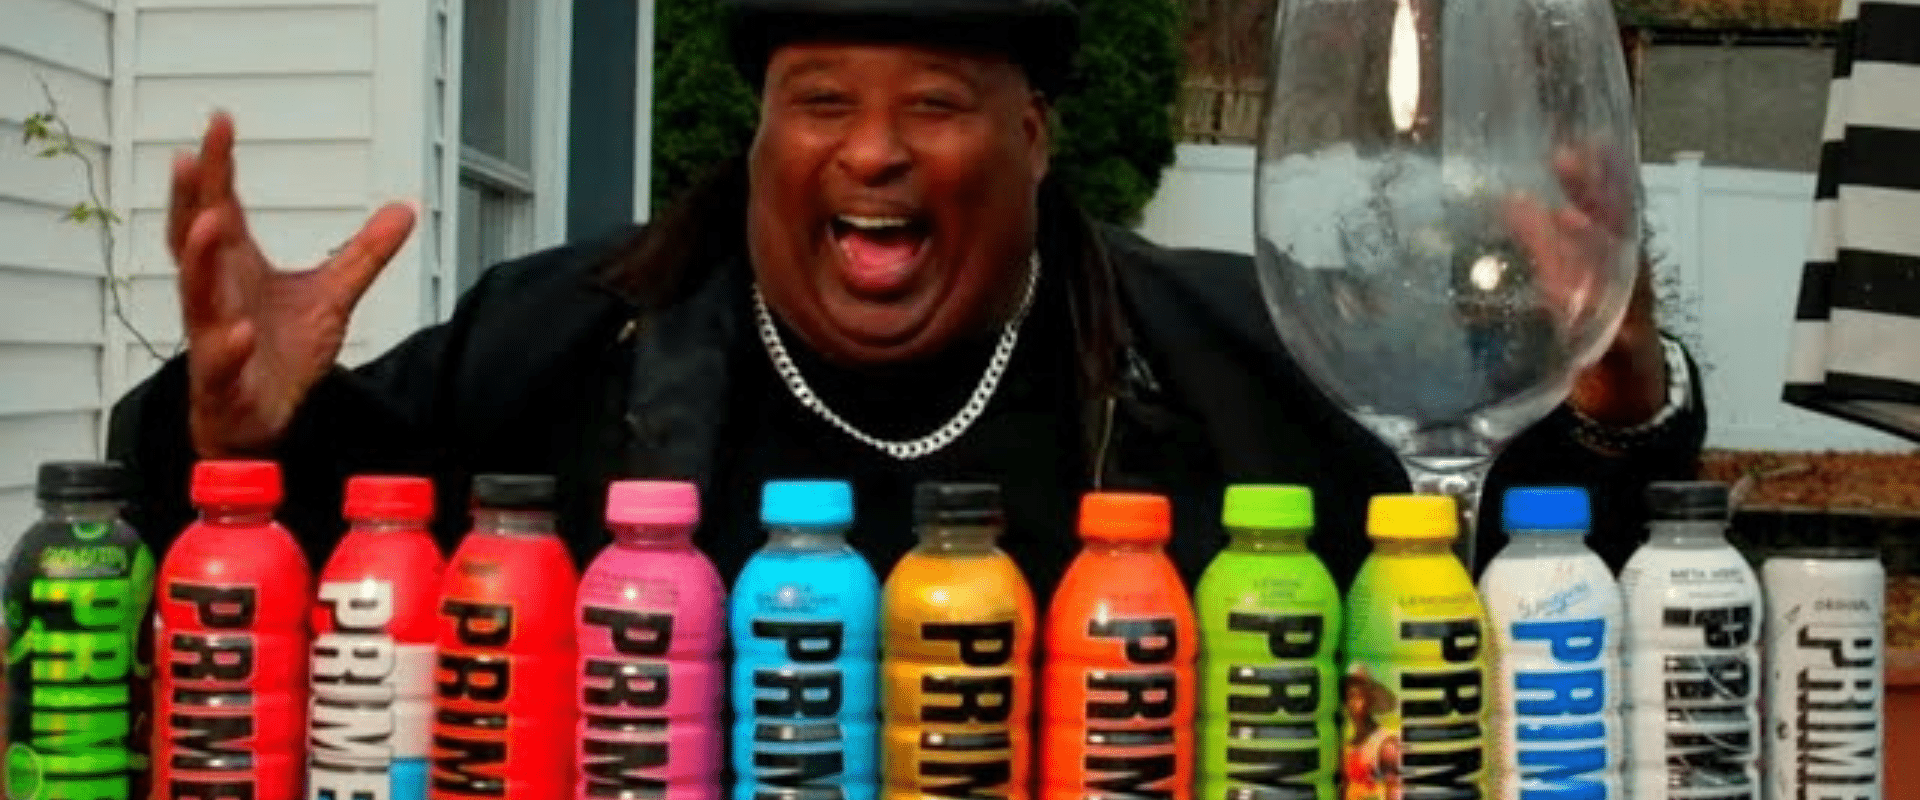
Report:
606,480,700,527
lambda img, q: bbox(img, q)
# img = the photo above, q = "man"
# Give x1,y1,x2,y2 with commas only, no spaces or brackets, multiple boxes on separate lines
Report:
109,0,1702,597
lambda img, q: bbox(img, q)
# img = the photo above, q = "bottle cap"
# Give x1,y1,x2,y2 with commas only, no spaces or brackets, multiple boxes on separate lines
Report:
914,482,1003,526
761,480,853,528
1078,491,1171,543
1222,484,1313,530
1366,494,1457,541
190,460,283,508
607,480,700,527
36,461,129,502
1502,486,1590,533
471,474,557,510
344,475,434,521
1646,481,1729,521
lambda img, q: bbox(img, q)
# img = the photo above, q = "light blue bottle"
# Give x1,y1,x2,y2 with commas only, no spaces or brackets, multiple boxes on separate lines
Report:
730,480,880,800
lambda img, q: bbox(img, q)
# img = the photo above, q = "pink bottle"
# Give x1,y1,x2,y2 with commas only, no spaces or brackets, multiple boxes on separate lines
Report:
575,480,724,800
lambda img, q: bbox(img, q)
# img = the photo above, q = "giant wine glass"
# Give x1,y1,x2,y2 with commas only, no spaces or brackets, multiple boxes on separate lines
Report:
1254,0,1642,571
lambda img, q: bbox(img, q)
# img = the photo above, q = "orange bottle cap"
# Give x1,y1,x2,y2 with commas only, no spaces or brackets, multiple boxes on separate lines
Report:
1078,491,1171,543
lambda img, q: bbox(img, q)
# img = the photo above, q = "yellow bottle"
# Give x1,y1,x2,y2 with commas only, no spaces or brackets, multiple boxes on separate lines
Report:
881,483,1036,800
1340,495,1491,800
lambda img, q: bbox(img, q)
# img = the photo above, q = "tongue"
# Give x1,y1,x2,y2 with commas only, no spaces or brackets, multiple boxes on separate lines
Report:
838,229,923,292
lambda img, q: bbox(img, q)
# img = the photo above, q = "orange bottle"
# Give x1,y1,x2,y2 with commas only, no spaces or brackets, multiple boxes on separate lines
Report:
1041,492,1198,800
882,482,1036,800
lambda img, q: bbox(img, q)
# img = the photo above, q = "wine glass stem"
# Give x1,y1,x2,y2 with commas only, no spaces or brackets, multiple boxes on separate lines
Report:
1404,459,1492,573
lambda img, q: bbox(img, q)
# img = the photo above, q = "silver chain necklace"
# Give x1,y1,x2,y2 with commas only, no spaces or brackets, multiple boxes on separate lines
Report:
752,252,1040,460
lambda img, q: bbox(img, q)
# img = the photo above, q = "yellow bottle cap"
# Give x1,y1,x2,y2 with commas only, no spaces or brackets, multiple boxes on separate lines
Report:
1366,494,1458,541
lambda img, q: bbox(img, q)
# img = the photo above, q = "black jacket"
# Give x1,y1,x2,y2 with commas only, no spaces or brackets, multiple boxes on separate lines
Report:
108,173,1704,591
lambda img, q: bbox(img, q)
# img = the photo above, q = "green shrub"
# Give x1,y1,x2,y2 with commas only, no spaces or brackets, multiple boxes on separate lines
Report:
648,0,758,214
648,0,1184,226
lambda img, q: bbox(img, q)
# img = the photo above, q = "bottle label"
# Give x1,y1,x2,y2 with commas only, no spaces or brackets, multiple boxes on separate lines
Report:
432,598,515,797
6,546,153,800
748,619,848,791
309,579,433,800
1782,624,1878,799
162,582,262,798
1083,616,1181,800
1221,611,1328,796
1506,618,1611,798
1659,604,1756,800
579,605,675,796
1763,557,1883,800
1344,616,1487,800
913,621,1017,797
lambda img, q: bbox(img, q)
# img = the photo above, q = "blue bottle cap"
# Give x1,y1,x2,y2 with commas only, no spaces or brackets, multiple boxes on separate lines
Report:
760,479,854,528
1502,486,1591,533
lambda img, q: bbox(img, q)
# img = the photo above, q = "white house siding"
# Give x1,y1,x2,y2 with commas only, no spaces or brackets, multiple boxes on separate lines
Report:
121,0,437,388
0,0,447,551
0,0,115,541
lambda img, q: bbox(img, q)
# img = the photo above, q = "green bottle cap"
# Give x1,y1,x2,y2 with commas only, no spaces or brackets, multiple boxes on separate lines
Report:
1222,484,1314,531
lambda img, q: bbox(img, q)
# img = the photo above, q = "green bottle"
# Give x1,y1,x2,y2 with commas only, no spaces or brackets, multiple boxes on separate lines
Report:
4,462,156,800
1197,485,1341,800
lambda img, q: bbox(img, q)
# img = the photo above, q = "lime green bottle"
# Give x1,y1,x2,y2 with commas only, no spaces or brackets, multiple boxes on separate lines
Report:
1197,485,1341,800
1342,495,1490,800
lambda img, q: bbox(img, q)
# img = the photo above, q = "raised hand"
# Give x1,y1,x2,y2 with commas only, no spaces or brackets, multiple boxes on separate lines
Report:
1506,148,1668,427
169,112,416,457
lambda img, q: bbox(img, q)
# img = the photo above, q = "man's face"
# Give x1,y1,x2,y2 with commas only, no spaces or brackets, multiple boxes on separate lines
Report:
747,41,1050,365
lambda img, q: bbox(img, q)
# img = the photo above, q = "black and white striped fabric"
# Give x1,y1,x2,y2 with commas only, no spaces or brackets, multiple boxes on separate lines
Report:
1784,0,1920,441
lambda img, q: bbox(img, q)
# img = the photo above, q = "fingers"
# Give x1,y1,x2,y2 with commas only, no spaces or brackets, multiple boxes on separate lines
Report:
319,202,417,312
196,112,240,213
177,204,251,333
166,151,200,259
1552,148,1632,235
190,318,255,397
1504,193,1585,317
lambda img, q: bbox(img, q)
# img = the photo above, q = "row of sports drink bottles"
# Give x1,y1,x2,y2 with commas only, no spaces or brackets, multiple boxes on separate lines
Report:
1,460,1884,800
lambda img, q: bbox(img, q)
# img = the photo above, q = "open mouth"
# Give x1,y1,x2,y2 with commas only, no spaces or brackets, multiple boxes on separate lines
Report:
830,214,932,297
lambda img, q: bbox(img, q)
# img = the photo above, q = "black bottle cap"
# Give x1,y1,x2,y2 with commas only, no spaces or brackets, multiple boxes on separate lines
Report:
36,461,129,502
471,474,557,510
1646,480,1730,521
913,481,1003,526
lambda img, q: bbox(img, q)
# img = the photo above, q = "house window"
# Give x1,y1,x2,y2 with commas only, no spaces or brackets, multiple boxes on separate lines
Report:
452,0,569,298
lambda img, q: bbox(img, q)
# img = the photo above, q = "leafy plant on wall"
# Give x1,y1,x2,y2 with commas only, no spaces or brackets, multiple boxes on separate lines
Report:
19,76,166,361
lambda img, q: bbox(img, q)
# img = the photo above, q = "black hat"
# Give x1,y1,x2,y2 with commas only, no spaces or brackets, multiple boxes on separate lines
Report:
724,0,1081,98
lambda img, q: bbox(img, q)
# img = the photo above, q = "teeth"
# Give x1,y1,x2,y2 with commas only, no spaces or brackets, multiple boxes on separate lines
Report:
838,215,913,230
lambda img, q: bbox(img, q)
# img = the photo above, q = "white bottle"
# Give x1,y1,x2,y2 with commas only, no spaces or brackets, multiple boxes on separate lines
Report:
1619,481,1762,800
1481,486,1624,800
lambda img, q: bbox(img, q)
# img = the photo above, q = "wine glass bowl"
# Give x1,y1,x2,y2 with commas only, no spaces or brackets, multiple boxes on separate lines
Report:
1253,0,1642,568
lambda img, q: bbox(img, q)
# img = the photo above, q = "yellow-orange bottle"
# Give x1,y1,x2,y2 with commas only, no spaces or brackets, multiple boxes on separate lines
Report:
882,482,1036,799
1041,492,1197,800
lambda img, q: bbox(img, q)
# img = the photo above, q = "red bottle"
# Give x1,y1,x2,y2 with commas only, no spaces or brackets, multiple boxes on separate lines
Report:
153,460,313,800
309,475,445,798
430,474,578,799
